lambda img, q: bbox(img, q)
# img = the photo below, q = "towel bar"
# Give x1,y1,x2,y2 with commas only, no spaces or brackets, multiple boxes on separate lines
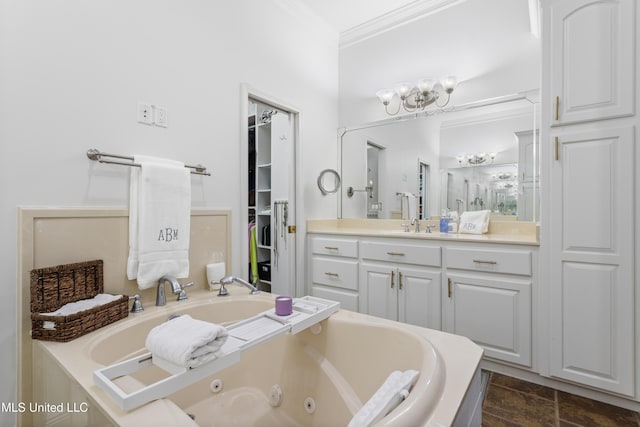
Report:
87,149,211,176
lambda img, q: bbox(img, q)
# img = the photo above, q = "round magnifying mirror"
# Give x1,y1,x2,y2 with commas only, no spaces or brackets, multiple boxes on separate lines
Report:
317,169,341,195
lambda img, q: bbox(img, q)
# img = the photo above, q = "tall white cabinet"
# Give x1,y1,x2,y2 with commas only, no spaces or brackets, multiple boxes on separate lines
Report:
542,0,638,397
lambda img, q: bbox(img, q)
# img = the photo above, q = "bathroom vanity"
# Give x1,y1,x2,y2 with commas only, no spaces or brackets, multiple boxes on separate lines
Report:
306,219,538,370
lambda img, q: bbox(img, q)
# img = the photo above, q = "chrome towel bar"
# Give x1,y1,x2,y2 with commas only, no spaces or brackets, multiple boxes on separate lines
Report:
87,148,211,176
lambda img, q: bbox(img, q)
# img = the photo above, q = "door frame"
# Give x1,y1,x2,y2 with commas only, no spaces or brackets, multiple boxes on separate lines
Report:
240,84,302,297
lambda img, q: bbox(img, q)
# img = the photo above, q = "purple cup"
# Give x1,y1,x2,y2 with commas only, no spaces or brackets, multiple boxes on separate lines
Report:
275,296,293,316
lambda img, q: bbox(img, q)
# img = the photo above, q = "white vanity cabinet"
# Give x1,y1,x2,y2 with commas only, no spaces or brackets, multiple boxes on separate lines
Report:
308,235,359,311
546,0,634,126
443,245,533,367
359,240,442,329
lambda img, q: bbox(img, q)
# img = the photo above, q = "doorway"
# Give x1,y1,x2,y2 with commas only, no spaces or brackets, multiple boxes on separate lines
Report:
241,87,298,297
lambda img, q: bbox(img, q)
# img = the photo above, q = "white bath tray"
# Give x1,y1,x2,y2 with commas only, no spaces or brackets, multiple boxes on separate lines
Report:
93,296,339,411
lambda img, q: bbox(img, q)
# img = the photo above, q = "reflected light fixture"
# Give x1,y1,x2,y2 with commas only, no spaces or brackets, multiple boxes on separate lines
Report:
456,152,497,167
376,76,458,115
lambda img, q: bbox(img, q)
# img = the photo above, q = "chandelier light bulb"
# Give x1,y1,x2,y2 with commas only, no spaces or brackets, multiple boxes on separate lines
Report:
375,89,395,105
416,78,435,95
441,75,458,94
394,82,414,100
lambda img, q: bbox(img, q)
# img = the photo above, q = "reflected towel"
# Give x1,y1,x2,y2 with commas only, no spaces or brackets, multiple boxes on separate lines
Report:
400,193,416,220
348,370,419,427
145,315,228,369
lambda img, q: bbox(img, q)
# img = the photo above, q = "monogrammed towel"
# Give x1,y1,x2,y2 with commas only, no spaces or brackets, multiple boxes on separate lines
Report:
127,155,191,289
459,209,491,234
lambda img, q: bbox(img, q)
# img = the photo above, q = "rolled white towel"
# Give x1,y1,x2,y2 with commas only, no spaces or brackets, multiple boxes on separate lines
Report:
145,315,228,369
41,293,122,317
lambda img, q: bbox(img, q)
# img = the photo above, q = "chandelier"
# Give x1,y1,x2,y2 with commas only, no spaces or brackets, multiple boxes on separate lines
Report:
376,76,458,116
456,152,497,167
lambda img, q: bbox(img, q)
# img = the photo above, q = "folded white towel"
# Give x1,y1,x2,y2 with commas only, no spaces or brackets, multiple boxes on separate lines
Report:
41,294,122,317
145,315,228,369
459,209,491,234
127,155,191,289
348,370,419,427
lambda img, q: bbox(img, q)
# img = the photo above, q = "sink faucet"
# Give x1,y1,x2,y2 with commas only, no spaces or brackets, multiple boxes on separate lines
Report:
411,217,420,233
218,276,260,296
156,275,183,306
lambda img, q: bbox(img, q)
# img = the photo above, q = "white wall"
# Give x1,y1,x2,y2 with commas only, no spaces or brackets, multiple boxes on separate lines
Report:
0,1,338,424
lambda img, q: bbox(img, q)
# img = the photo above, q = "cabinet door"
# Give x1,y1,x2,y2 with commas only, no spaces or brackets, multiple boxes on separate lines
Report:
445,273,532,367
359,263,397,322
549,126,635,395
398,267,441,330
548,0,634,125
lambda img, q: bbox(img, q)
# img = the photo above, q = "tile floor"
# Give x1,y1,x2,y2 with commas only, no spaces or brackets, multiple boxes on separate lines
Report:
482,371,640,426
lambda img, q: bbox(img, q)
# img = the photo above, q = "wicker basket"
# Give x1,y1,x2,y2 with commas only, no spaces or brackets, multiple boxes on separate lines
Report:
30,260,129,342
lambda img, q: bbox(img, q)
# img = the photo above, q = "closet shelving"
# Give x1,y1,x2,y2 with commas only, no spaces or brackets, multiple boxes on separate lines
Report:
248,101,273,292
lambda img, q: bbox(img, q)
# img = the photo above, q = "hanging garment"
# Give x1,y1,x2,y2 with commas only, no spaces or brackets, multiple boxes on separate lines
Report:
249,223,258,284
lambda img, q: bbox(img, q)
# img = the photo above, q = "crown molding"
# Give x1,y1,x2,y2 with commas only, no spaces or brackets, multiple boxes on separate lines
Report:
339,0,468,49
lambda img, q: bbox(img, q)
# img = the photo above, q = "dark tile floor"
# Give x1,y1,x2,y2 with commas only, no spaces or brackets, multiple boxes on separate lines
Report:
482,371,640,426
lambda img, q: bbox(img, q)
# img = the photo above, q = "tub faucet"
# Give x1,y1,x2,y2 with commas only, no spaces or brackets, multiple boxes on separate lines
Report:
156,275,183,306
218,276,260,296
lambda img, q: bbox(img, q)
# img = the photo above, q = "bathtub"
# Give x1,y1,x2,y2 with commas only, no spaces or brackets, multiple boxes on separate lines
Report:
32,288,483,427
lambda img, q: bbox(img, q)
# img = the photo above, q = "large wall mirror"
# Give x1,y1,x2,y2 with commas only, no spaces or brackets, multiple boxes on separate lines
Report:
339,93,540,222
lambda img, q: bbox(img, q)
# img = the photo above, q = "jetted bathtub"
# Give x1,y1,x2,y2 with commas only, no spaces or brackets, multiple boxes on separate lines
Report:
32,288,483,427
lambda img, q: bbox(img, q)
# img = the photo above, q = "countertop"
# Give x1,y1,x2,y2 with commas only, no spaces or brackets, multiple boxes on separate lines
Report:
307,219,539,246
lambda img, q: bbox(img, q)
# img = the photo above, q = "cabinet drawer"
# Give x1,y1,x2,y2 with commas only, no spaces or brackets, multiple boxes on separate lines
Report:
311,257,358,290
360,241,441,267
447,248,531,276
310,236,358,258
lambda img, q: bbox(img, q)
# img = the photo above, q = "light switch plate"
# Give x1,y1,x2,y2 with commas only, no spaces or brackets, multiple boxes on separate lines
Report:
137,103,153,125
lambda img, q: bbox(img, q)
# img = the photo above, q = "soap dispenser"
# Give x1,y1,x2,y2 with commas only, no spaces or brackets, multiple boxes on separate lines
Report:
439,210,450,233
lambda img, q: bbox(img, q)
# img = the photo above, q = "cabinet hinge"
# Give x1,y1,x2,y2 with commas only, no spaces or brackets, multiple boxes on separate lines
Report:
288,225,296,234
